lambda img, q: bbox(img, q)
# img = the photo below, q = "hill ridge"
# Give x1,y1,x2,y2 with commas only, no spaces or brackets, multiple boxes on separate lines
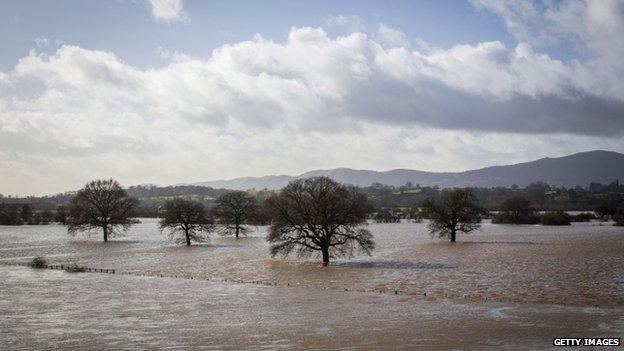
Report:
188,150,624,190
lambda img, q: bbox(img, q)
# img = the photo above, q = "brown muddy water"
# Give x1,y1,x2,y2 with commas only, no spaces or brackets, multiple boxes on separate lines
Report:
1,219,623,350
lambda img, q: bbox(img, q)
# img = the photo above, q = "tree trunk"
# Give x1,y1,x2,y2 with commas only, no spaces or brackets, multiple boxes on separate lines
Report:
103,226,108,242
450,228,456,242
321,246,330,266
235,225,239,239
185,230,191,246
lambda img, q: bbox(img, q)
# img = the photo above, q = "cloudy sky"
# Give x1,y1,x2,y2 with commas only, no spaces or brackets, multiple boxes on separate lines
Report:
1,0,623,195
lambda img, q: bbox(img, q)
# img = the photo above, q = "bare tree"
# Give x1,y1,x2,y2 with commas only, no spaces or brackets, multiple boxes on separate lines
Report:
266,177,374,266
67,179,139,242
159,198,214,246
214,191,258,238
422,188,483,242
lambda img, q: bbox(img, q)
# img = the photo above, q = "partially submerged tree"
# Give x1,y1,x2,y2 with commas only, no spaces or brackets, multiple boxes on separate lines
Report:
266,176,374,266
422,188,484,242
30,256,47,268
408,206,424,223
568,212,595,222
540,211,571,226
159,198,214,246
0,204,23,225
67,179,139,242
492,196,540,224
55,205,67,225
20,204,33,224
249,198,273,226
373,208,400,223
595,200,619,220
594,199,624,226
214,191,258,238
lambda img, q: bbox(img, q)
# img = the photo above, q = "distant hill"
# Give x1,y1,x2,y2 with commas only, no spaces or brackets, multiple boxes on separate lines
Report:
190,150,624,190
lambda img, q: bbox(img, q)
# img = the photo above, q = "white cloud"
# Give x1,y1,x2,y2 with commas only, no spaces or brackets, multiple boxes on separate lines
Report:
471,0,624,98
378,23,411,48
34,38,50,48
414,37,435,52
147,0,187,22
1,20,623,194
326,15,365,33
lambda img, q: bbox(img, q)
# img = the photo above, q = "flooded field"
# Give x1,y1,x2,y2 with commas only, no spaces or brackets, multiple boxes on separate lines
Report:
1,220,623,349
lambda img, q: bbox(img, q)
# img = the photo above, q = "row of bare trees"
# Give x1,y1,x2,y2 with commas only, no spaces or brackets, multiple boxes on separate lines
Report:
158,190,261,244
66,180,258,242
66,177,484,265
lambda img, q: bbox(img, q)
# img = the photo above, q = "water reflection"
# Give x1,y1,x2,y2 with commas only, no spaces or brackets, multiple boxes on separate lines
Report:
1,265,622,350
1,219,623,306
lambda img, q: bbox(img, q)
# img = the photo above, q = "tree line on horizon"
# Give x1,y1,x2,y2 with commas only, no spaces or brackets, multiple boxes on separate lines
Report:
3,179,623,211
5,177,624,266
2,179,623,226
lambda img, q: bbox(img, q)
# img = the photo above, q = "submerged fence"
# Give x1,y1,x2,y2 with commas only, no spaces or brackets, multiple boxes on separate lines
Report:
3,260,405,295
44,264,115,274
0,261,115,274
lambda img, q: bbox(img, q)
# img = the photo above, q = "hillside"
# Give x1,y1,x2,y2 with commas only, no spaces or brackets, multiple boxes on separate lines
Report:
191,150,624,190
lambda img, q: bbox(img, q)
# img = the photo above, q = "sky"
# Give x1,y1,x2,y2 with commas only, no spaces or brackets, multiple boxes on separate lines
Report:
1,0,623,195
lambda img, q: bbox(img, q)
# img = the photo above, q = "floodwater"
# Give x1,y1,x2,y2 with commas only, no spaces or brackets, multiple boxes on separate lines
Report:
1,220,623,349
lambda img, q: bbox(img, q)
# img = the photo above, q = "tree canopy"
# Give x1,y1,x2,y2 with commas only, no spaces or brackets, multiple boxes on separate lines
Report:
266,177,374,266
422,188,483,242
214,190,258,238
66,179,138,242
159,198,214,245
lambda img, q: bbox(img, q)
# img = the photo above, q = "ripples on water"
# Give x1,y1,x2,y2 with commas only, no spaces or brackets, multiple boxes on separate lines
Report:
1,220,623,349
1,265,623,350
1,219,623,306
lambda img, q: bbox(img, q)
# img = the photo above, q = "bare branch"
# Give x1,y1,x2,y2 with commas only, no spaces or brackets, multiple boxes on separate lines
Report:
266,177,374,265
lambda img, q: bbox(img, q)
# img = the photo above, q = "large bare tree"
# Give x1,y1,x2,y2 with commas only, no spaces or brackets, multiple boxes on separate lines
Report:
266,177,374,266
214,191,258,238
159,198,214,246
422,188,483,242
67,179,139,242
